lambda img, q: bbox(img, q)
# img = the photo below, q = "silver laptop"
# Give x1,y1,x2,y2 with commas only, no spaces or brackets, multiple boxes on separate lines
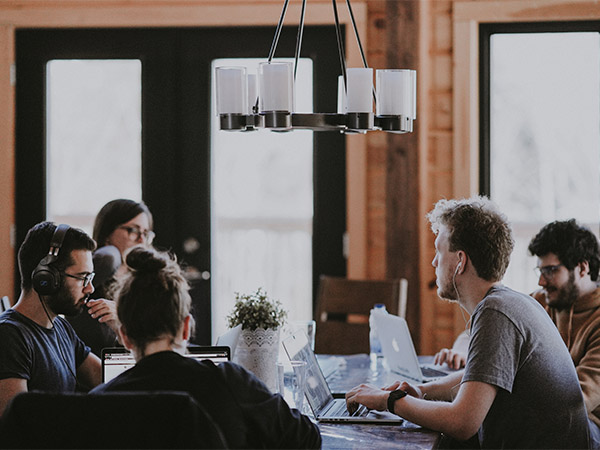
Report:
101,346,230,383
282,329,403,423
215,324,241,358
374,313,449,383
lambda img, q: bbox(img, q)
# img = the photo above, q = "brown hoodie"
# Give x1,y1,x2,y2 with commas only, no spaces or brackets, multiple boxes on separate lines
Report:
538,287,600,427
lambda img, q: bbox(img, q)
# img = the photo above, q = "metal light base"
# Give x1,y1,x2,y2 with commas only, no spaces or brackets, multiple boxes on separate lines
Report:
345,112,375,132
219,114,263,132
375,115,413,134
263,111,292,131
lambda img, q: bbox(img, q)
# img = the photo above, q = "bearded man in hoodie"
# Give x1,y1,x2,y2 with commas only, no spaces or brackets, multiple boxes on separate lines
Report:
528,219,600,434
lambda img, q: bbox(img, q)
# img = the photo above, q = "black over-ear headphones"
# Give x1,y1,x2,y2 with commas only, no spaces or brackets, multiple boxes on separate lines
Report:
32,224,70,296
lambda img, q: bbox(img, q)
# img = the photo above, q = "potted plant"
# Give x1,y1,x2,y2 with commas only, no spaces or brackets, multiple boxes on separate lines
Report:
227,288,287,391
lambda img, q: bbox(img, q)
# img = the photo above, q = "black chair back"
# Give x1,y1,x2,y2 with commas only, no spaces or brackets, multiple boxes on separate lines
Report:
0,391,228,449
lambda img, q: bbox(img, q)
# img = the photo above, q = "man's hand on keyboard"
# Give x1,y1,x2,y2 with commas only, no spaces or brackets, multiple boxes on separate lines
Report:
345,383,388,414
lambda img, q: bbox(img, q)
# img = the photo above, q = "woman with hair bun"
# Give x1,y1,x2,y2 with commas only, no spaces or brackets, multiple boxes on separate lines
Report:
91,246,321,449
68,199,154,357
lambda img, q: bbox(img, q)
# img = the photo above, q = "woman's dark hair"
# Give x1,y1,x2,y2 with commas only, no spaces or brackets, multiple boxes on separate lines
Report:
528,219,600,281
93,199,153,247
113,247,193,352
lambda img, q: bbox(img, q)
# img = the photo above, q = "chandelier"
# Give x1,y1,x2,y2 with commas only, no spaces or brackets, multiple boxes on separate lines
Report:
214,0,416,134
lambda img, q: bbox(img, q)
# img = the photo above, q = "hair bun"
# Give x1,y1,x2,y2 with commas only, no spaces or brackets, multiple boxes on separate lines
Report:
125,246,167,273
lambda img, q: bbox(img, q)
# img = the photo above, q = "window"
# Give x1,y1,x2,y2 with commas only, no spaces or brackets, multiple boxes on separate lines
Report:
46,59,142,235
210,58,314,339
482,24,600,293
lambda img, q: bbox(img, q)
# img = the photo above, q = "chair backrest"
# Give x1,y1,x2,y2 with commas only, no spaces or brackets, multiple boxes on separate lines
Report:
0,391,228,449
0,296,10,313
314,275,408,355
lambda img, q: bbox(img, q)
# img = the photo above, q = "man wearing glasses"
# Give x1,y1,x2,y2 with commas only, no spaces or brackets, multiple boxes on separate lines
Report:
0,222,118,417
528,219,600,438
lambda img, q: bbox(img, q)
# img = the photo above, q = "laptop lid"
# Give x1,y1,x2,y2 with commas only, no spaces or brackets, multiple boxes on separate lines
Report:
373,313,425,382
215,324,241,358
282,329,335,415
101,346,231,383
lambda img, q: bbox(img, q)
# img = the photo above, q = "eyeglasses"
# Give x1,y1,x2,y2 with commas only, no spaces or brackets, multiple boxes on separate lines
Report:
62,271,95,288
118,226,155,244
533,264,564,280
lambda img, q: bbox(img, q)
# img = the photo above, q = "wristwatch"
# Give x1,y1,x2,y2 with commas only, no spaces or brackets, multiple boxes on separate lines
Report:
387,389,408,413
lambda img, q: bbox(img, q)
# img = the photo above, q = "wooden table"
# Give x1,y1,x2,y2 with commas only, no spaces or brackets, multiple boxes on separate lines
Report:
316,354,442,450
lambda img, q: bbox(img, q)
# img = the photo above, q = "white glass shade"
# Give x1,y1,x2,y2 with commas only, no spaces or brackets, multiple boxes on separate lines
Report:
337,75,346,114
247,73,258,114
346,68,373,113
258,61,294,113
215,66,248,115
376,69,416,118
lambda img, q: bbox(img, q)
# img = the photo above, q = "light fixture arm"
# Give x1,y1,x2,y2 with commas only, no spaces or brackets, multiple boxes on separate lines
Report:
331,0,348,95
293,0,307,80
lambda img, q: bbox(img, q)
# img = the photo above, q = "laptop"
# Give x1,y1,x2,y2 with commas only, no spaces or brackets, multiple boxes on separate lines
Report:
282,330,403,423
101,346,231,383
374,313,449,383
215,324,241,358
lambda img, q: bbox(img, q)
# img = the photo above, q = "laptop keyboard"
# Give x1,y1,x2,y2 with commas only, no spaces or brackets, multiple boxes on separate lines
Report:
328,401,368,418
421,366,448,378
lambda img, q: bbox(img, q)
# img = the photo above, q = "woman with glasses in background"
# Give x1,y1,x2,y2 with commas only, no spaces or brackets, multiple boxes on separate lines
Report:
68,199,155,357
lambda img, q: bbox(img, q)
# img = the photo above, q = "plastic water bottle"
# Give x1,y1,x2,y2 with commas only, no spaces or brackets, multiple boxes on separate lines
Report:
369,303,387,357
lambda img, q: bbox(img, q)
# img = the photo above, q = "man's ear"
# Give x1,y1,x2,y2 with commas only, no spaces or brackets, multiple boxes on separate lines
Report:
118,325,133,350
456,251,467,274
578,261,590,278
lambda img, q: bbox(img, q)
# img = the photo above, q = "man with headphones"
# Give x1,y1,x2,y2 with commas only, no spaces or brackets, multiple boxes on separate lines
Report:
345,197,591,449
0,222,117,417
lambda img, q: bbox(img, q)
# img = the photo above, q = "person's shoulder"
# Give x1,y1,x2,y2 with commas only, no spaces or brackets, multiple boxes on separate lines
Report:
216,361,271,389
0,309,29,331
482,285,532,307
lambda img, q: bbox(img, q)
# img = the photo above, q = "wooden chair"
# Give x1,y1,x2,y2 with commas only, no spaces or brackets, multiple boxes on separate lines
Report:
314,275,408,355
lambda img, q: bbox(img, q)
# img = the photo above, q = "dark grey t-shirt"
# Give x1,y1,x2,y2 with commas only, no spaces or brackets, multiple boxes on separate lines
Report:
0,309,90,392
463,285,590,449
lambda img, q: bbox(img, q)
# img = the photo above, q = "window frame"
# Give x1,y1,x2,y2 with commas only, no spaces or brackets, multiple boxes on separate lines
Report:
479,20,600,196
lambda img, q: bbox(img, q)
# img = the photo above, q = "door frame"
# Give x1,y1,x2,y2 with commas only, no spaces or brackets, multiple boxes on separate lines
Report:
0,1,369,297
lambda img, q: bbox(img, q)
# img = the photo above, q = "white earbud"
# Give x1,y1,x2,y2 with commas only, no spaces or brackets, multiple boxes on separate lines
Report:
455,262,462,274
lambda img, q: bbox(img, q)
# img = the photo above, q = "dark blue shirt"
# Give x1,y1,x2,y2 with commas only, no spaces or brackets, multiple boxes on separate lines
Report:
0,309,90,392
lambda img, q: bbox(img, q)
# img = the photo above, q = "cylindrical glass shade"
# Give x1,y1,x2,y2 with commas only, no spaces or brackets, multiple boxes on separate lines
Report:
346,68,373,113
337,75,346,114
258,61,294,113
215,67,248,114
247,73,258,114
215,66,247,115
376,69,416,118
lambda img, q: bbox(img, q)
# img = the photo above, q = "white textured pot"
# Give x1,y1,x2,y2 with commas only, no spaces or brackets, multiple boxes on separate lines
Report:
234,327,280,392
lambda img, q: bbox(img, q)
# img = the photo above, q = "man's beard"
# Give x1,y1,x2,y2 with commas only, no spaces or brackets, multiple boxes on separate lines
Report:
46,284,88,317
546,271,579,311
437,271,459,303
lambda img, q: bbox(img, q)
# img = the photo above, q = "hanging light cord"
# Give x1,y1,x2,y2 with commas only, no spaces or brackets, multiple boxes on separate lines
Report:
267,0,290,62
293,0,307,80
267,0,371,92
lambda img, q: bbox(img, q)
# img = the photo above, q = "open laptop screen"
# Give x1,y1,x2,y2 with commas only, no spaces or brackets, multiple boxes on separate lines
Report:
101,346,230,383
282,330,332,413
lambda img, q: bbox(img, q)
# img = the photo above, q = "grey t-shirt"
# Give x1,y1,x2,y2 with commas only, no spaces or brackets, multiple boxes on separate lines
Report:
463,285,590,449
